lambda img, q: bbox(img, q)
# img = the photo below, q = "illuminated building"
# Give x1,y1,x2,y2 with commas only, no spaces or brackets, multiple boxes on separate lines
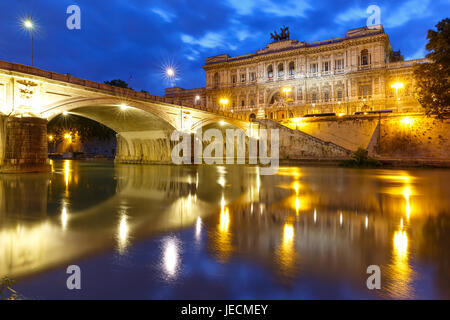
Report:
166,25,425,120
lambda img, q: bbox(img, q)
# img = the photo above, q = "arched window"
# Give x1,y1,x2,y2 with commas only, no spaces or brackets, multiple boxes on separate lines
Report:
289,61,295,76
241,100,245,108
213,73,219,88
249,113,256,121
361,49,369,66
267,65,273,79
278,63,284,77
270,92,280,104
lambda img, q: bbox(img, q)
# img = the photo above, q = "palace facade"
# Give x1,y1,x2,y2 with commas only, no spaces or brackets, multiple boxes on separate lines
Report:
165,25,426,120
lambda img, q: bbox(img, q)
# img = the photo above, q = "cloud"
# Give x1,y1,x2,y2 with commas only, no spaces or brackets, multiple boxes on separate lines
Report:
151,8,176,23
335,7,367,24
181,32,237,50
384,0,432,28
226,0,311,17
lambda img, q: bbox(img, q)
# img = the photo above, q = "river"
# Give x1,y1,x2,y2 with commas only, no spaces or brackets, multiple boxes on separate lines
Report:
0,160,449,299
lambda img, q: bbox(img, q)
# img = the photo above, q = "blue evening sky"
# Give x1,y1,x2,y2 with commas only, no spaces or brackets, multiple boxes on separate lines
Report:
0,0,448,95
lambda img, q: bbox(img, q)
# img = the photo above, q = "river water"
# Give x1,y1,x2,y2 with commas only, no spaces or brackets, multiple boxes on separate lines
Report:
0,160,449,299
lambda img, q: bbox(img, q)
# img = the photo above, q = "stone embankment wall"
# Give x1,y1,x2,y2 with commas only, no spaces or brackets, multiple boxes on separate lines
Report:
281,113,450,161
377,115,450,159
286,116,379,151
256,119,352,160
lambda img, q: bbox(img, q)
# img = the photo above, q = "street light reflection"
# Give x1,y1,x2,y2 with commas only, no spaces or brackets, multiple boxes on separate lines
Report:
195,217,202,243
162,237,180,279
386,229,414,299
277,223,297,278
116,205,130,255
61,204,69,231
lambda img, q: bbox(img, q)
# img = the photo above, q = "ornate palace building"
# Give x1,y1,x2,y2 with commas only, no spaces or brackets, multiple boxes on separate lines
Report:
165,25,426,121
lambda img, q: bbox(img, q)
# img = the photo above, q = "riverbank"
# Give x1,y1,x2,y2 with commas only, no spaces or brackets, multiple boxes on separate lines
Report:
279,158,450,169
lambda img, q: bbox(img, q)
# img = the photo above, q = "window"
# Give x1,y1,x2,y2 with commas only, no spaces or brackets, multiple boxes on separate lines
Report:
337,90,343,100
359,84,372,97
267,65,273,79
241,74,246,83
250,100,255,107
324,92,330,102
289,62,295,76
278,63,284,78
231,75,237,85
312,93,317,103
250,72,256,82
361,49,369,66
335,59,344,70
213,73,219,88
241,100,245,107
323,61,330,72
310,63,318,73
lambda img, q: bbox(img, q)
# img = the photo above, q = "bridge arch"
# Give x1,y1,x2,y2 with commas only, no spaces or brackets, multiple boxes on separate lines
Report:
43,97,182,164
191,117,249,133
42,97,178,133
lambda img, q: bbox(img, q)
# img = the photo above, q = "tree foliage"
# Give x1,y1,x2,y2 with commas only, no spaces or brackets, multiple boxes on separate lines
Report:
104,79,132,89
341,148,381,168
0,277,18,300
48,114,116,143
414,18,450,118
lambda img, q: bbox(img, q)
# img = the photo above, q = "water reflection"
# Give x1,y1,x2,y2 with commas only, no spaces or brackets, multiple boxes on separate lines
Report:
61,202,69,231
1,162,450,299
386,229,415,299
161,236,181,280
277,222,298,278
117,207,130,255
195,217,202,243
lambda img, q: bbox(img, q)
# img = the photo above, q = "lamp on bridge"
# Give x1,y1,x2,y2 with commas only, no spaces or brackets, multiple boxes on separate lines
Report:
23,17,34,66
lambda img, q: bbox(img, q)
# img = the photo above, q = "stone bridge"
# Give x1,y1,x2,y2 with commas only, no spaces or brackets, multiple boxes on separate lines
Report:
0,60,254,172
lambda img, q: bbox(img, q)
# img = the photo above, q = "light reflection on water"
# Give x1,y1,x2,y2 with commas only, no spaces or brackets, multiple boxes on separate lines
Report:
0,161,449,299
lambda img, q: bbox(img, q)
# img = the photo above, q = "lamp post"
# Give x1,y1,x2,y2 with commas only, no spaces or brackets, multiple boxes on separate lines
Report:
219,98,229,111
282,87,292,118
166,67,175,87
391,82,404,112
23,17,34,66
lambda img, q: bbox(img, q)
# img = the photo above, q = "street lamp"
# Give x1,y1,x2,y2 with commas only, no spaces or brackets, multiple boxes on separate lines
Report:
23,17,34,66
64,133,72,144
165,67,176,87
391,82,404,112
166,68,175,78
282,87,292,96
281,87,292,118
219,98,229,110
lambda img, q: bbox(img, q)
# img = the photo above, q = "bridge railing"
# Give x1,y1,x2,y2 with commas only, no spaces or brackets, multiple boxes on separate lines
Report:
0,60,246,121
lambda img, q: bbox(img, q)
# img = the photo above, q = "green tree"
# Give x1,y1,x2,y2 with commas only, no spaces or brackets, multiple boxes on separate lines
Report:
104,79,132,90
414,18,450,118
48,114,116,143
1,277,18,300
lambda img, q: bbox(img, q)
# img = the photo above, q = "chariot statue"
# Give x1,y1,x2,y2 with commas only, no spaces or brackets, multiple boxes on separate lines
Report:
270,26,290,42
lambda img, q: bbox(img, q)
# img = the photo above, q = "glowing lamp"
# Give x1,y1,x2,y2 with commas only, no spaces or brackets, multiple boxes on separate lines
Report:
166,68,175,77
391,82,404,90
24,19,33,29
